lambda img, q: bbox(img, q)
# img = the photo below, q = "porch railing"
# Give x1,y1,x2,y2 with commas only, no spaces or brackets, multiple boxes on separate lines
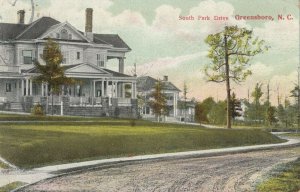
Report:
0,97,7,103
118,98,131,106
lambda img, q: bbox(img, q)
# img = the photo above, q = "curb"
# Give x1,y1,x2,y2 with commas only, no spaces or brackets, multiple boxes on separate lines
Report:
13,136,300,192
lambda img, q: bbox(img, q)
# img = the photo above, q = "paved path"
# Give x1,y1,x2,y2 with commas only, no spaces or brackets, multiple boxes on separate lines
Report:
18,146,300,192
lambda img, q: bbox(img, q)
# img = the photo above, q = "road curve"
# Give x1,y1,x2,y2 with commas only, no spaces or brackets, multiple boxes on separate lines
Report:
19,147,300,192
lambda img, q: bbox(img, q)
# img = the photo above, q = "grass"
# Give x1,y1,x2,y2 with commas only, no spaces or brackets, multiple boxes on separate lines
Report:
0,182,27,192
0,161,9,169
0,114,283,169
256,158,300,192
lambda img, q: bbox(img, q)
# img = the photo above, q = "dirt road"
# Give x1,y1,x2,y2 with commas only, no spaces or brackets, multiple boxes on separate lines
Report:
20,147,300,192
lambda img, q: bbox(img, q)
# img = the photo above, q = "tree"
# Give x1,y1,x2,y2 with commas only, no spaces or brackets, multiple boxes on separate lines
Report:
207,100,227,125
149,80,167,122
195,97,216,123
251,83,264,124
183,81,188,123
34,39,75,115
230,92,242,122
204,26,268,128
266,106,276,127
290,85,300,132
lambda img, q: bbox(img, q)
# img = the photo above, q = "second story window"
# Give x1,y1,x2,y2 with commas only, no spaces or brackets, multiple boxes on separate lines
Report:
77,52,80,60
61,51,68,64
97,54,105,68
23,50,33,64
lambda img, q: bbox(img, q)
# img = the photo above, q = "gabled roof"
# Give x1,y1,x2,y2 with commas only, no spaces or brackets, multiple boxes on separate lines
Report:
137,76,181,92
16,17,60,40
22,63,134,78
0,23,29,41
0,17,131,50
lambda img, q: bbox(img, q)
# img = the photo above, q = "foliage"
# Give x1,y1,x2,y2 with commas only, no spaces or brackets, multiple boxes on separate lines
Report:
31,103,44,116
0,181,27,192
252,83,263,106
204,25,268,128
195,97,216,123
149,80,167,122
257,158,300,192
207,100,227,125
266,106,276,126
231,92,242,120
244,83,266,124
0,115,282,168
33,38,75,115
34,38,75,94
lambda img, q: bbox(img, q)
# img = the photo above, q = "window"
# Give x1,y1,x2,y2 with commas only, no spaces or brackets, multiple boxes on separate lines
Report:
6,83,11,92
69,34,72,40
61,29,68,39
97,54,105,67
77,52,80,60
56,33,60,39
22,50,33,64
61,51,68,64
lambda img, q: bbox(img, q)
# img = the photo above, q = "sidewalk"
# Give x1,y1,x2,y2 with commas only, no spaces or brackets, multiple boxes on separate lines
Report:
1,135,300,189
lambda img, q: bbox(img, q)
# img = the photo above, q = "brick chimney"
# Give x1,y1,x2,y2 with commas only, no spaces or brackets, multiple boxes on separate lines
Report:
85,8,93,41
163,76,168,81
17,10,25,24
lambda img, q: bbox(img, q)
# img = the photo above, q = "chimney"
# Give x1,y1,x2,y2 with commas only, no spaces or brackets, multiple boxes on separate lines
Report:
163,76,168,81
17,10,25,24
85,8,93,41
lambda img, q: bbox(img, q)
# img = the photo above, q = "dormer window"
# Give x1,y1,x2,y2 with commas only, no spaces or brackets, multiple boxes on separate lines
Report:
61,29,68,39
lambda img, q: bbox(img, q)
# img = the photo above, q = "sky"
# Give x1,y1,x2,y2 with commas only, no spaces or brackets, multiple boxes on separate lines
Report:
0,0,299,105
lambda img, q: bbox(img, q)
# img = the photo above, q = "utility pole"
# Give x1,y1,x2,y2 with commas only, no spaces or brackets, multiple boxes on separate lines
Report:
297,64,300,133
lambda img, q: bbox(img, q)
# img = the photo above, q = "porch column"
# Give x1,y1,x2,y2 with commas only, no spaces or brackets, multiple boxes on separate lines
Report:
29,80,33,96
101,80,104,97
25,78,29,96
105,80,108,97
118,58,124,74
93,80,96,97
21,79,24,96
131,82,136,99
115,81,118,98
111,81,114,98
173,93,176,117
122,83,125,98
41,83,44,96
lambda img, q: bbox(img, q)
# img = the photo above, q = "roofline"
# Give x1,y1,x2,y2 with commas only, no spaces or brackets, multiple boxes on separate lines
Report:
15,17,46,39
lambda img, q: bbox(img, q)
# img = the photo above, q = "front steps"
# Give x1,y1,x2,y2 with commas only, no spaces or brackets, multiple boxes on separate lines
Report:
10,102,24,112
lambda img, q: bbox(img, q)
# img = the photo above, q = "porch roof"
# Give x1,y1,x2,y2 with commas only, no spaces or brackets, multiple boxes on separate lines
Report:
22,63,134,79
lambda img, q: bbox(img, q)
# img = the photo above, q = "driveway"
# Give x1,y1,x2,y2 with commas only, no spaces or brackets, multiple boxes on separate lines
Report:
19,146,300,192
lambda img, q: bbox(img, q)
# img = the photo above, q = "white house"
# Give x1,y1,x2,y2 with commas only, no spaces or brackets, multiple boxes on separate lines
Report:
0,8,138,117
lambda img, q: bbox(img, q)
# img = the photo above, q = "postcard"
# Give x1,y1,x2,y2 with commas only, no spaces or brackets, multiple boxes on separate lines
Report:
0,0,299,191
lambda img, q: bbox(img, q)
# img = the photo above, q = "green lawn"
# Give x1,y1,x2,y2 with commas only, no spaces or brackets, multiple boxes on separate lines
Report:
257,133,300,192
0,182,27,192
256,158,300,192
0,114,283,169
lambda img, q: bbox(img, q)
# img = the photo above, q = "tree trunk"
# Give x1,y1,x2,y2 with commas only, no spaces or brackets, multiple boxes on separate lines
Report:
224,35,232,129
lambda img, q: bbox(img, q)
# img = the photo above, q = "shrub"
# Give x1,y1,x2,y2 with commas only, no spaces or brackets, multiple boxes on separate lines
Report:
31,103,44,116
